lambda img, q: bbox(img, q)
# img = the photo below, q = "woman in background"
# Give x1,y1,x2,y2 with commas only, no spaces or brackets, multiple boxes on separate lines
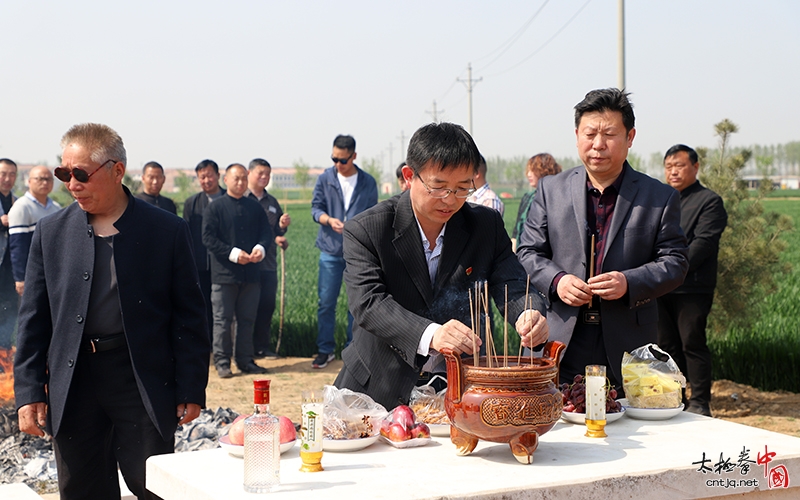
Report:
511,153,561,251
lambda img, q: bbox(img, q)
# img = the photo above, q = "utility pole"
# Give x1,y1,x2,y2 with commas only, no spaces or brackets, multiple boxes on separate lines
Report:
426,100,443,123
388,142,394,170
617,0,625,90
397,131,407,163
458,63,482,136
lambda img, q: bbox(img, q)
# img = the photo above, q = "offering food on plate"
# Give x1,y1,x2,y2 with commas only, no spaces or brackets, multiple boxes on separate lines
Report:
278,416,296,444
322,385,388,440
380,405,431,447
621,346,685,409
561,374,622,414
409,385,449,425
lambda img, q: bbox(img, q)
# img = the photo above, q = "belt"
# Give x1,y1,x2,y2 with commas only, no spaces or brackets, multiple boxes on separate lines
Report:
580,310,601,324
82,334,127,353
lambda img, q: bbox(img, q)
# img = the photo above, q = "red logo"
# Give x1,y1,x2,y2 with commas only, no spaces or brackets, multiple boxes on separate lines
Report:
768,464,790,489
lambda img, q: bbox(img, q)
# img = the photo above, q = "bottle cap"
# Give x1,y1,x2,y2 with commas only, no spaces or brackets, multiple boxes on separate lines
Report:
253,379,271,404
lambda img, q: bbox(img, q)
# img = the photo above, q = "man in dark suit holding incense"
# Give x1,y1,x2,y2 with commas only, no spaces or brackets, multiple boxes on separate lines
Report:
334,122,549,411
517,88,689,389
14,123,210,499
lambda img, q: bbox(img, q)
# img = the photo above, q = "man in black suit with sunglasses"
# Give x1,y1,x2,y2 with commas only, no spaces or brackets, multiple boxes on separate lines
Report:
14,123,210,500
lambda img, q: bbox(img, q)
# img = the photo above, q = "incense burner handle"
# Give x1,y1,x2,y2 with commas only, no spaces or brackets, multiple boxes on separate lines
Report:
542,341,567,386
440,348,463,405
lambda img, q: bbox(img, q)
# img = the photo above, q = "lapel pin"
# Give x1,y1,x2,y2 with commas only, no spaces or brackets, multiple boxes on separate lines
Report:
466,267,473,276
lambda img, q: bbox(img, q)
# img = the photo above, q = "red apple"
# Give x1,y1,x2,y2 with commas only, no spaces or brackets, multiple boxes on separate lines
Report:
228,414,249,445
392,405,416,430
387,422,410,442
411,423,430,439
278,416,296,444
380,418,391,437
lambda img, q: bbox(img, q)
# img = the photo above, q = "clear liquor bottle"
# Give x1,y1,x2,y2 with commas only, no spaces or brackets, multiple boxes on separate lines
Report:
243,379,280,493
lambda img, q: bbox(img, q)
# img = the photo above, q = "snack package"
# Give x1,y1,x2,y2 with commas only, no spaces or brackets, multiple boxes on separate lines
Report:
380,405,431,448
322,385,388,439
622,344,686,409
409,382,449,425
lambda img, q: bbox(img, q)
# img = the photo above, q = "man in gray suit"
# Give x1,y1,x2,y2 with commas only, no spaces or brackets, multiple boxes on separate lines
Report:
517,88,689,388
335,122,549,411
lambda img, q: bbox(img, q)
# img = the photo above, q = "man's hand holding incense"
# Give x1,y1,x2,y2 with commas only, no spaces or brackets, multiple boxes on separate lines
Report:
588,271,627,301
431,319,482,355
515,310,548,348
556,274,593,306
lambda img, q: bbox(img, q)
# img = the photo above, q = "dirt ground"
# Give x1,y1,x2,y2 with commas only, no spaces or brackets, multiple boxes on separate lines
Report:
207,357,800,437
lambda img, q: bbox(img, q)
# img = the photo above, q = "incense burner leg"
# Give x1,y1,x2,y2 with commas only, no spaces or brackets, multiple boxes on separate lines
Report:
450,427,479,456
509,432,539,464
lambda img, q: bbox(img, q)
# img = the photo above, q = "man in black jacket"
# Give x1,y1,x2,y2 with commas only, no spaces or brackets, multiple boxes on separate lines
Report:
202,163,272,378
658,144,728,416
183,159,225,341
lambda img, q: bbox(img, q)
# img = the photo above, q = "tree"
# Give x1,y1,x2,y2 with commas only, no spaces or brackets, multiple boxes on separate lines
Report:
700,119,794,335
361,157,382,185
293,159,310,189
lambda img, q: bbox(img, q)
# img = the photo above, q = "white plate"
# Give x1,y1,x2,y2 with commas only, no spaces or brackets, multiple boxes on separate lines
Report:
428,423,451,437
561,406,626,424
618,398,684,420
322,435,379,452
219,435,296,457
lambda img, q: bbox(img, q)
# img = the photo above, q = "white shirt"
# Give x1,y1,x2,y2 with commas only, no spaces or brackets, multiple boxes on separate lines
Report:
338,171,359,214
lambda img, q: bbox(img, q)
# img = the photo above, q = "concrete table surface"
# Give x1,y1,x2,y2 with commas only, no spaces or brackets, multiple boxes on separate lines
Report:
147,412,800,499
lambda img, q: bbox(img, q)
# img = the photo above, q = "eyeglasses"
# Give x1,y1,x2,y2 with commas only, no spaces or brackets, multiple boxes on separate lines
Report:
331,154,354,165
54,159,115,183
417,175,476,199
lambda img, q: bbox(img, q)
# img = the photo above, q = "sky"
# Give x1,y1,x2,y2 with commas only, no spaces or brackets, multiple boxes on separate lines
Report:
1,0,798,178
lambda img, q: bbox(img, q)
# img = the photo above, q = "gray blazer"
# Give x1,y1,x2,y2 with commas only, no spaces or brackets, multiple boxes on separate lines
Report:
335,192,546,410
517,163,688,383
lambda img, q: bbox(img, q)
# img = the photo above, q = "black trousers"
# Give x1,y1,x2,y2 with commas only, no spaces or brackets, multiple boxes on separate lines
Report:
53,344,173,500
558,320,621,390
253,270,278,353
657,293,714,407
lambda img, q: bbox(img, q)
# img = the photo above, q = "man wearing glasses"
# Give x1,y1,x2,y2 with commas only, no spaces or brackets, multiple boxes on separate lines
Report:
310,135,378,369
14,123,210,500
334,122,548,411
8,166,61,296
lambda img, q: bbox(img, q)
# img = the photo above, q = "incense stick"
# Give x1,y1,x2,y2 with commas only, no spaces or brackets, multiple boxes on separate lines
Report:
518,274,530,366
588,233,596,309
469,288,478,367
483,281,494,368
503,285,508,367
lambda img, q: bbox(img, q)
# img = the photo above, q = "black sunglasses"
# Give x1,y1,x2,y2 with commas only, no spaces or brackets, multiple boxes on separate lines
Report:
331,154,353,165
54,159,115,183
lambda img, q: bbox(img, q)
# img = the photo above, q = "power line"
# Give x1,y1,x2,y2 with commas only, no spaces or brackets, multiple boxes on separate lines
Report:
485,0,594,79
475,0,550,73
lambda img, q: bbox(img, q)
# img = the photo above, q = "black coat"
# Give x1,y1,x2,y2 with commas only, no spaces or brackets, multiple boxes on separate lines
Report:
14,188,210,439
201,194,272,284
671,180,727,294
183,188,225,273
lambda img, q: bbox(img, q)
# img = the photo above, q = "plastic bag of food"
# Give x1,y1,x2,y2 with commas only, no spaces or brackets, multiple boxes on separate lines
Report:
622,344,686,409
379,404,431,448
409,378,449,425
322,385,388,440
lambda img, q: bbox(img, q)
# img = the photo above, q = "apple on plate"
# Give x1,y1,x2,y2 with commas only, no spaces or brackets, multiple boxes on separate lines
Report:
392,405,416,430
228,414,249,445
410,422,430,439
278,415,296,444
387,422,410,442
380,418,391,437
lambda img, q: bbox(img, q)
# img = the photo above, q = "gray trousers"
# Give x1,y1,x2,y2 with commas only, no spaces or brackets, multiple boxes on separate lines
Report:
211,282,260,369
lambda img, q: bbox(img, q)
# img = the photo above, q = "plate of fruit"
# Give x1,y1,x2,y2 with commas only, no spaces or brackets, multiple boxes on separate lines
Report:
617,398,684,420
560,375,626,424
221,414,297,457
380,405,432,448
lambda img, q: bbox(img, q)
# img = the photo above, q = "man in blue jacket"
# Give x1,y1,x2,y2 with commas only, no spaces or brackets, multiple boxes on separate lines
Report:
311,135,377,368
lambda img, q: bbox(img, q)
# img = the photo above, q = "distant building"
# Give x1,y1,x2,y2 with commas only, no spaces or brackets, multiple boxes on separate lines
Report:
268,167,325,189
